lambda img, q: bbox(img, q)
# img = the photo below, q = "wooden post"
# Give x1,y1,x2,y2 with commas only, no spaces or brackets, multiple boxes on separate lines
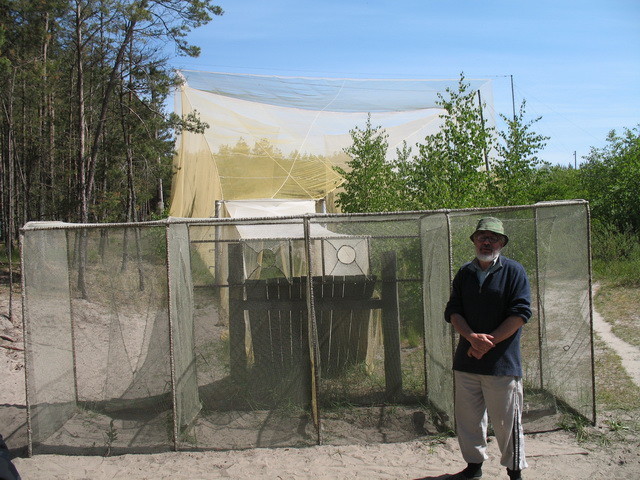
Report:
228,243,246,379
382,251,402,399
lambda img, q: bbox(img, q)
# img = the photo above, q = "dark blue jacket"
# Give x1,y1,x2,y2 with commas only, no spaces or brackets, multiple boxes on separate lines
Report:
444,255,532,376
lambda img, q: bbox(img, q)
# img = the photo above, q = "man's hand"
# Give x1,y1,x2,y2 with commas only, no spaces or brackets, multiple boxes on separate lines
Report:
468,332,495,354
466,333,494,359
467,346,484,359
450,314,496,360
451,313,525,361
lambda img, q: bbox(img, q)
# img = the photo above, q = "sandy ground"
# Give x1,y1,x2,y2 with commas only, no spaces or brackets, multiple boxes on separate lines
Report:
2,287,640,479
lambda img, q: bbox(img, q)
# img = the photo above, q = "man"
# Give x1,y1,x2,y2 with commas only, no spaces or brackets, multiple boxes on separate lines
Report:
444,217,531,480
0,434,21,480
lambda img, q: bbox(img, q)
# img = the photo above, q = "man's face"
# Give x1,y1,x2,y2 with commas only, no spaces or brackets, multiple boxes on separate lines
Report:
472,230,506,263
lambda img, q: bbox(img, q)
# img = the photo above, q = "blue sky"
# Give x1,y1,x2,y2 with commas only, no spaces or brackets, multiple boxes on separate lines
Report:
170,0,640,166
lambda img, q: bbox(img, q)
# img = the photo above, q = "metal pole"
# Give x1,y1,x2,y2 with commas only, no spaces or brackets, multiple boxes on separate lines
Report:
19,231,33,457
585,203,597,425
445,212,457,433
510,75,517,121
477,90,490,172
534,207,544,391
303,216,322,444
165,224,180,451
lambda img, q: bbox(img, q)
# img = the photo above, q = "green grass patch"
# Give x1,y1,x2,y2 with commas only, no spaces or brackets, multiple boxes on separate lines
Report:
591,228,640,286
0,244,20,265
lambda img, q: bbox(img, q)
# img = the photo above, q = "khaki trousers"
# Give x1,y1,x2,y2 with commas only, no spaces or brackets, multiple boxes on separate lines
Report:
454,371,527,471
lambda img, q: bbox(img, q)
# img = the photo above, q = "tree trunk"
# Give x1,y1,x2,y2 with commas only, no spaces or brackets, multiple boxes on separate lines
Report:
4,70,17,320
85,13,141,217
75,1,88,298
76,2,87,223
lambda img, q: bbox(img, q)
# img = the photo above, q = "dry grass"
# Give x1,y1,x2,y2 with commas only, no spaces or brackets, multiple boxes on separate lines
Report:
592,282,640,423
558,285,640,446
593,337,640,411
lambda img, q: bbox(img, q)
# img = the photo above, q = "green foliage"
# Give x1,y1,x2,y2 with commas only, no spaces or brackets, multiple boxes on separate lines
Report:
491,100,550,205
335,79,639,282
337,74,550,213
403,74,494,210
168,110,210,134
594,337,640,411
0,12,10,73
0,0,223,247
557,412,595,443
104,419,118,457
334,115,400,213
580,126,640,234
591,225,640,286
530,164,585,202
532,126,640,286
0,244,20,264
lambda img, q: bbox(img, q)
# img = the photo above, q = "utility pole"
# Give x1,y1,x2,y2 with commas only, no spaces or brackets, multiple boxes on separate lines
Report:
574,151,577,169
510,75,516,121
477,90,490,172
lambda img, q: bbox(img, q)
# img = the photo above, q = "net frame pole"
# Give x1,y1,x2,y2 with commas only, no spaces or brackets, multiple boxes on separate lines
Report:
19,230,33,457
445,212,457,432
165,223,180,451
65,230,81,405
585,203,597,425
303,216,322,445
534,207,545,390
418,215,429,401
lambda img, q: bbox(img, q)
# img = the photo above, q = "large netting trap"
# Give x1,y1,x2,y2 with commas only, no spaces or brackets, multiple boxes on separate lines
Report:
168,72,495,218
20,201,595,455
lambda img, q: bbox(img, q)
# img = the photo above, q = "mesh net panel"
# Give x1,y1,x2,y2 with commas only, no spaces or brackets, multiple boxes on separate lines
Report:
186,218,317,450
420,213,455,426
21,202,595,454
308,215,427,444
535,203,594,419
24,224,174,454
167,222,202,446
22,227,75,451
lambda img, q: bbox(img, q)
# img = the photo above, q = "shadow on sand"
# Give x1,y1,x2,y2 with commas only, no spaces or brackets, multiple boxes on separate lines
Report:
412,475,452,480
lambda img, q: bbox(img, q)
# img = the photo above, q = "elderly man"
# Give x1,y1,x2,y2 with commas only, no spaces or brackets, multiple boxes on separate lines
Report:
444,217,531,480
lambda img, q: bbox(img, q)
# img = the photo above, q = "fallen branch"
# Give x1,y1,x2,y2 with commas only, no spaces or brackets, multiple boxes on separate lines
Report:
0,344,23,351
528,451,589,458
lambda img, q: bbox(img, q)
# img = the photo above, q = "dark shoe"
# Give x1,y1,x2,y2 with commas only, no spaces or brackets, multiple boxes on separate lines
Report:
507,468,522,480
448,463,483,479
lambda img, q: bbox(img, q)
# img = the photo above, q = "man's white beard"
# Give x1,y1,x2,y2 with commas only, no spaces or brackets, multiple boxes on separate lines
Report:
477,251,500,263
